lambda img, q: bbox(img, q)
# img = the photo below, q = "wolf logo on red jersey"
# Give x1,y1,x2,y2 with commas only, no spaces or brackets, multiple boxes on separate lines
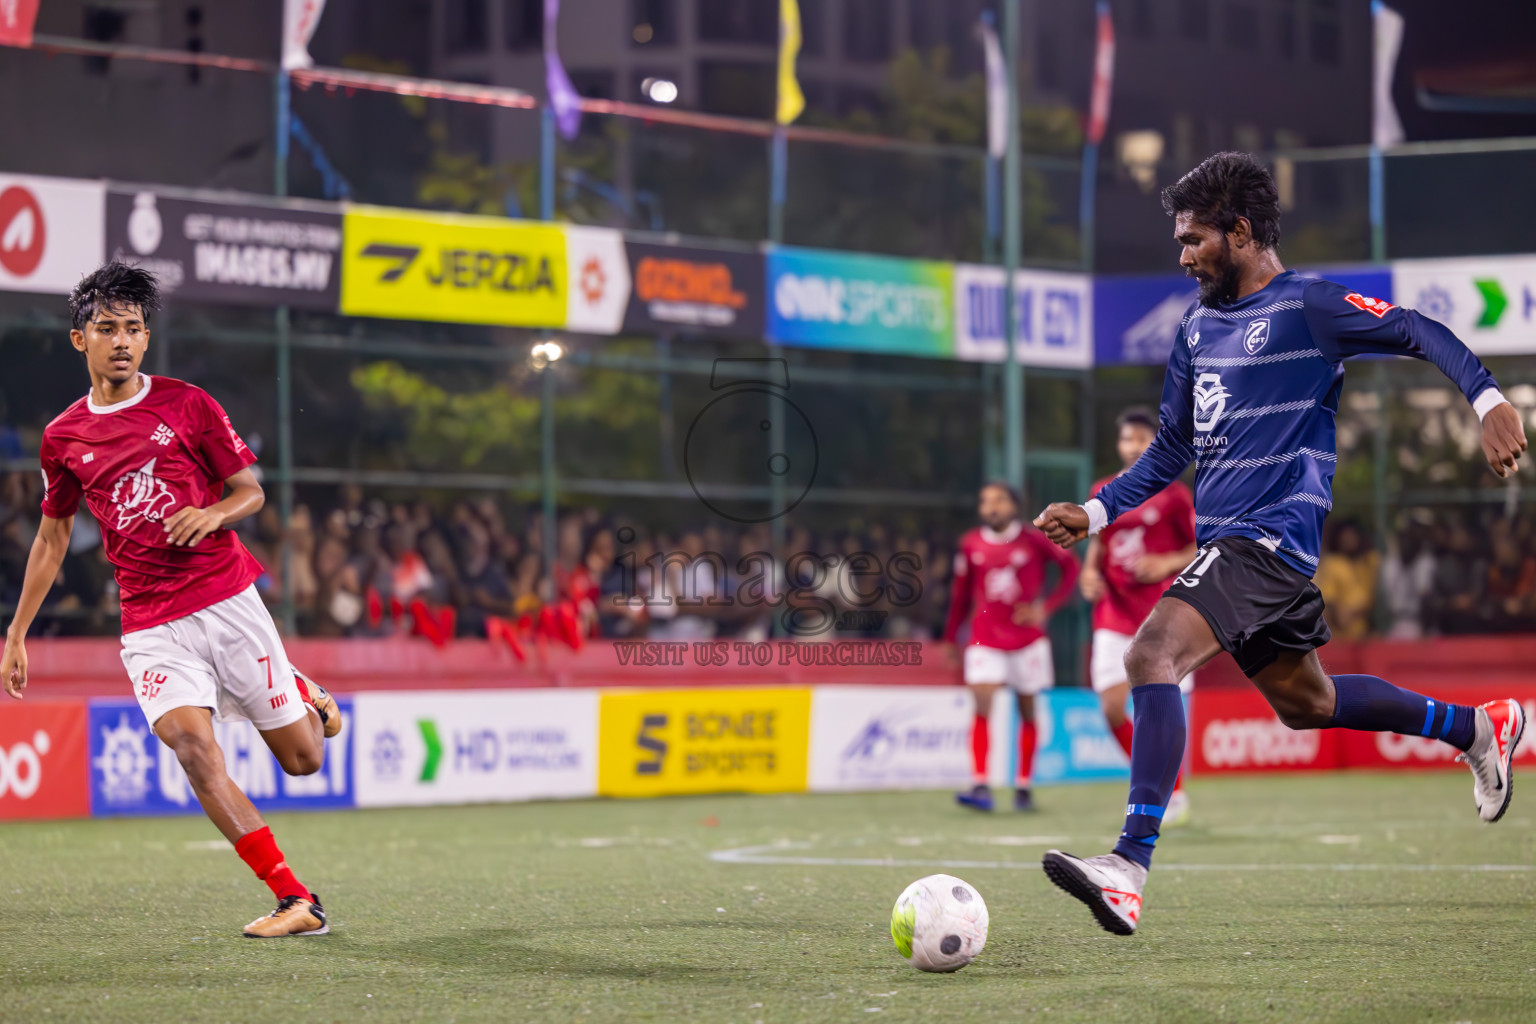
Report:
108,457,177,530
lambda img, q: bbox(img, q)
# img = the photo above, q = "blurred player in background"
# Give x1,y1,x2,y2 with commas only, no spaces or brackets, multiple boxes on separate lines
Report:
1035,153,1529,937
945,482,1079,812
0,262,344,939
1081,407,1198,826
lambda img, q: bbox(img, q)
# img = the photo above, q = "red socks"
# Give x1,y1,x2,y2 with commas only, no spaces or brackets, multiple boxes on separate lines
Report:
234,826,309,902
1112,719,1135,758
970,714,990,783
1016,720,1038,788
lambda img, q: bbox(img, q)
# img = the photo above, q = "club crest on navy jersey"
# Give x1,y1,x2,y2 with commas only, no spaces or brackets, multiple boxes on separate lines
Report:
1243,318,1270,354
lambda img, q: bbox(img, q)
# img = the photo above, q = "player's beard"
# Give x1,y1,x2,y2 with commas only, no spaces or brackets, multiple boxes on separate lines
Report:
1193,238,1242,307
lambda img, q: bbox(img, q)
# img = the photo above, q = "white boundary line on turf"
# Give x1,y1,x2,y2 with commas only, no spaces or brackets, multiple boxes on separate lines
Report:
708,844,1536,872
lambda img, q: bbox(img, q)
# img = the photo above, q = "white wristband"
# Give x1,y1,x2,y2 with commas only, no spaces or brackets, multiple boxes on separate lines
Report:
1084,498,1109,536
1473,387,1509,422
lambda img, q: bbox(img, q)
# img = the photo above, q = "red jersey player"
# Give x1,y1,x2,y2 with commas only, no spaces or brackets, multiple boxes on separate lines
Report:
0,263,343,938
1081,407,1198,825
944,482,1079,812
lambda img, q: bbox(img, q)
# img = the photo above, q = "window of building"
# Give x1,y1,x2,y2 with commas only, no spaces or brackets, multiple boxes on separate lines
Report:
1309,0,1340,65
1277,0,1297,60
631,0,677,47
1224,3,1258,49
697,0,777,45
1132,0,1155,38
505,0,542,51
1178,0,1210,42
698,59,776,117
445,0,488,54
842,0,892,63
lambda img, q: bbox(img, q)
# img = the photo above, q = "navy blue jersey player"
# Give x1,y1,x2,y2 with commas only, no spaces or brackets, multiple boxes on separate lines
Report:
1033,153,1530,936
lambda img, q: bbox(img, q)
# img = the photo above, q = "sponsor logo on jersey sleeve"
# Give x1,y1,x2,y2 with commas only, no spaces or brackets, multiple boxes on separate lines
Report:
1344,293,1396,318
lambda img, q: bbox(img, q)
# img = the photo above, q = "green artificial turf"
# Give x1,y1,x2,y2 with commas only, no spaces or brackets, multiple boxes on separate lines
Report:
2,773,1534,1023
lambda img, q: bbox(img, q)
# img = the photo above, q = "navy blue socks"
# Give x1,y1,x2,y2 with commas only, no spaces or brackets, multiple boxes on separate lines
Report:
1329,674,1477,751
1113,683,1186,869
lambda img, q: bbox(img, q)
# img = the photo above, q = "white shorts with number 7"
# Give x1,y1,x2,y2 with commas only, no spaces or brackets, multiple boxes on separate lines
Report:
120,584,307,731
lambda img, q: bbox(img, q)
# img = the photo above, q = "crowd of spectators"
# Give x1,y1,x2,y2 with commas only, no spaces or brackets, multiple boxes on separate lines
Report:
2,469,1533,643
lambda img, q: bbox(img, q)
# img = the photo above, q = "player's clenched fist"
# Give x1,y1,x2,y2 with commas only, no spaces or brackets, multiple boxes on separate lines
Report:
163,506,226,547
2,636,28,699
1482,402,1528,479
1033,502,1090,548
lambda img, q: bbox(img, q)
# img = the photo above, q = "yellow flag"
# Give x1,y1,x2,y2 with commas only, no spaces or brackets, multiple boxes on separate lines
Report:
776,0,805,125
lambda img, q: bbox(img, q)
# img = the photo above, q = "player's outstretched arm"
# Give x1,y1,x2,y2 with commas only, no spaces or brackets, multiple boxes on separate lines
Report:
2,514,74,699
163,467,265,548
1034,503,1090,549
1481,401,1528,479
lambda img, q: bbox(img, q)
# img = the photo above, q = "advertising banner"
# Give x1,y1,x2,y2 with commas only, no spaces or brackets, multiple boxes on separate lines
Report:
808,686,975,791
88,698,354,816
353,691,598,807
1190,689,1339,773
766,247,953,357
1393,254,1536,356
105,190,342,310
0,700,90,821
623,241,765,338
563,225,630,334
598,687,811,797
952,264,1093,368
340,206,567,327
1093,268,1393,366
1031,689,1138,786
0,174,105,295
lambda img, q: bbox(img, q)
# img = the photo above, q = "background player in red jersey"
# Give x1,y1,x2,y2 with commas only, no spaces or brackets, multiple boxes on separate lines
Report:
944,482,1080,811
1081,408,1199,825
0,263,343,938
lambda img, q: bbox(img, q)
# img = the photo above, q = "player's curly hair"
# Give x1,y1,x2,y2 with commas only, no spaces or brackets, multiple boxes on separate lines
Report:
1160,152,1281,250
68,261,162,332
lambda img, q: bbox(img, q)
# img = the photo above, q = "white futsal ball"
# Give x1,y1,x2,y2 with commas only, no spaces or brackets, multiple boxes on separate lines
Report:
889,874,989,972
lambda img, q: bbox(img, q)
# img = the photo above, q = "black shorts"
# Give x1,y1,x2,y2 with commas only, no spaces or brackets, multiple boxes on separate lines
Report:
1161,536,1331,678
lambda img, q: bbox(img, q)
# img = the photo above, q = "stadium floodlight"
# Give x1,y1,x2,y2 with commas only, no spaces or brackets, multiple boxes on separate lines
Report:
642,77,678,104
530,339,564,369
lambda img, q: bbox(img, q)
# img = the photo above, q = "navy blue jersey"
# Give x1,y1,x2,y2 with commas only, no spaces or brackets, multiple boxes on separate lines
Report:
1090,271,1501,577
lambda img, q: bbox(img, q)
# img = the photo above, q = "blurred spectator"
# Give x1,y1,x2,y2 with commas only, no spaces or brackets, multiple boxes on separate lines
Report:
1316,521,1380,641
1380,523,1436,639
1427,523,1487,635
1484,533,1536,633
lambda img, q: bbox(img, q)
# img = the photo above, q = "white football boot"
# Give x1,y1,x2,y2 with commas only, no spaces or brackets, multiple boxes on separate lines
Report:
1042,850,1147,936
1457,699,1525,823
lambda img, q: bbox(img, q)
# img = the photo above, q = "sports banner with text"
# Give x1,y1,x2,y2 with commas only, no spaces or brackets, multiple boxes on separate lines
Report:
598,687,811,797
0,700,90,821
87,697,354,816
0,174,104,295
1392,254,1536,357
766,247,953,357
353,691,598,807
952,264,1093,368
340,206,567,327
105,189,342,310
623,241,765,339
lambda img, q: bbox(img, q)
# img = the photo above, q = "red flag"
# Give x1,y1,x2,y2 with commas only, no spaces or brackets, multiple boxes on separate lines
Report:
0,0,40,48
1086,1,1115,146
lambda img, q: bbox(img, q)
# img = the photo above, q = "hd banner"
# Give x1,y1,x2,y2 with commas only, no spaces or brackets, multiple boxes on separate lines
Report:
106,189,342,310
623,240,765,339
339,206,568,328
0,174,104,295
766,246,953,357
952,264,1093,368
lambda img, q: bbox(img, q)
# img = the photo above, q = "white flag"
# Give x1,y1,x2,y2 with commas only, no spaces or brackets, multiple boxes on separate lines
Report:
1372,1,1405,149
978,17,1007,160
282,0,327,71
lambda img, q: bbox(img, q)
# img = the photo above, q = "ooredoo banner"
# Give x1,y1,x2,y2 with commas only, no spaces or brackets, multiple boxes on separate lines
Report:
952,264,1093,369
0,174,105,295
353,690,598,807
598,687,811,797
105,190,342,310
0,700,90,821
623,241,765,339
766,247,953,357
88,697,354,816
1191,689,1339,773
339,206,567,327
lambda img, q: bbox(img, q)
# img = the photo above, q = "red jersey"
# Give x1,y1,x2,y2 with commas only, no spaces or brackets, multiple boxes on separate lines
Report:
943,521,1080,651
1088,475,1196,635
39,375,263,634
